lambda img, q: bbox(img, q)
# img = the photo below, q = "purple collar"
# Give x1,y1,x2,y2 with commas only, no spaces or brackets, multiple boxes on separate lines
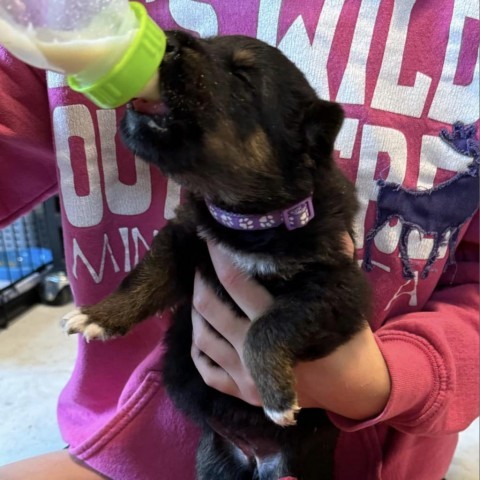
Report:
206,196,315,231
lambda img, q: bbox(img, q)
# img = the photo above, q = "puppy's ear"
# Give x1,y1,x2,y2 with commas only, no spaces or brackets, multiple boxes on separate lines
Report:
303,99,344,160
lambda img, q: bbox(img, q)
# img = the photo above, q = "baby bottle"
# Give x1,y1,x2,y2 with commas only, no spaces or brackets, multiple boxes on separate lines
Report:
0,0,166,108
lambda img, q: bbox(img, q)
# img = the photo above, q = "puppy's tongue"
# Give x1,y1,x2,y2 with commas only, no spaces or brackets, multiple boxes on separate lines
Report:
132,98,169,115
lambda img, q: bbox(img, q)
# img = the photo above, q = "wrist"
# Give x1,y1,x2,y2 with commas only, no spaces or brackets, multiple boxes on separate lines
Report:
295,327,391,420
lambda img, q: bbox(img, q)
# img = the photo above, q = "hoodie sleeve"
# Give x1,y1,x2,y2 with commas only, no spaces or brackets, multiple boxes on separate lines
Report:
0,47,57,227
329,213,479,436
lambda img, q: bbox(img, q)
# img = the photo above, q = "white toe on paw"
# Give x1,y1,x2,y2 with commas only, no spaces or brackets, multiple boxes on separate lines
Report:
264,403,300,427
61,310,107,341
82,323,108,342
61,310,88,333
61,308,83,322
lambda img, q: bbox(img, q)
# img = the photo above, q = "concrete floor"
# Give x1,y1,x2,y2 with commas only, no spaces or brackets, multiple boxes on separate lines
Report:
0,302,77,465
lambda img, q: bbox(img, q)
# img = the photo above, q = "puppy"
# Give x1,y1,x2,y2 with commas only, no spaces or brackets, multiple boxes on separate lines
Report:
63,30,370,479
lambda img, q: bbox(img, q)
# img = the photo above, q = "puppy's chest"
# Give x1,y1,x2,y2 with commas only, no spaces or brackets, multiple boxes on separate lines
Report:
228,250,281,277
196,225,305,281
210,247,307,303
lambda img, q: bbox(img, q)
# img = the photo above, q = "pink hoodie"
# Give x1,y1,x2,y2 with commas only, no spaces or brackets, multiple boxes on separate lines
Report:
0,1,478,479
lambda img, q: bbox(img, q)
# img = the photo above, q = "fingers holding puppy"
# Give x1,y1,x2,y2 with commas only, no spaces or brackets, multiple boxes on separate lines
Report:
207,242,274,321
192,270,251,350
191,271,262,406
191,235,356,409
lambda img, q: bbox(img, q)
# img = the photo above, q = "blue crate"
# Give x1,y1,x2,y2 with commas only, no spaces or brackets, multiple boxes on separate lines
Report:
0,248,53,287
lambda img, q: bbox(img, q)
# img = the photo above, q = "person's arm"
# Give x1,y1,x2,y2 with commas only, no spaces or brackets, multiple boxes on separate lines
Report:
0,47,57,227
192,215,479,433
0,450,107,480
330,214,479,435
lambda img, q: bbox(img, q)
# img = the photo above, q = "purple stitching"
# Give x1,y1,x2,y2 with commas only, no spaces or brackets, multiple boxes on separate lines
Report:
440,122,480,159
364,122,479,280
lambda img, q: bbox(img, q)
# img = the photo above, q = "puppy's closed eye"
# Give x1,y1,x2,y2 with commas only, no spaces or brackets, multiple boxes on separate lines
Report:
232,68,254,88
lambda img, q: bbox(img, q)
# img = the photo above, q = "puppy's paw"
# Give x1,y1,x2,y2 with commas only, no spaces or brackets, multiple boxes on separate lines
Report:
61,309,110,342
264,402,300,427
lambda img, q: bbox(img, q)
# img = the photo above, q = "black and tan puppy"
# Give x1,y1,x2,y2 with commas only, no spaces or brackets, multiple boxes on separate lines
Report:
62,30,370,479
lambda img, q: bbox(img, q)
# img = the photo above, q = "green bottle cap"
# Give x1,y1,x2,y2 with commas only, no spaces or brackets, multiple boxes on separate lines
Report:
67,2,166,109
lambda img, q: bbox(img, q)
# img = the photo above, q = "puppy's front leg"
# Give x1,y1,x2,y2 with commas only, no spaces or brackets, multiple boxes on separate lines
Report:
62,221,198,341
244,271,368,426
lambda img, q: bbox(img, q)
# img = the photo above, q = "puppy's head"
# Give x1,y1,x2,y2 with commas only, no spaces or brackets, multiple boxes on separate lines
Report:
121,31,343,210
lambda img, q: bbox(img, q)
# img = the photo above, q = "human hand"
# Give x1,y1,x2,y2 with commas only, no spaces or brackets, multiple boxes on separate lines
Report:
191,241,273,406
191,239,391,420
